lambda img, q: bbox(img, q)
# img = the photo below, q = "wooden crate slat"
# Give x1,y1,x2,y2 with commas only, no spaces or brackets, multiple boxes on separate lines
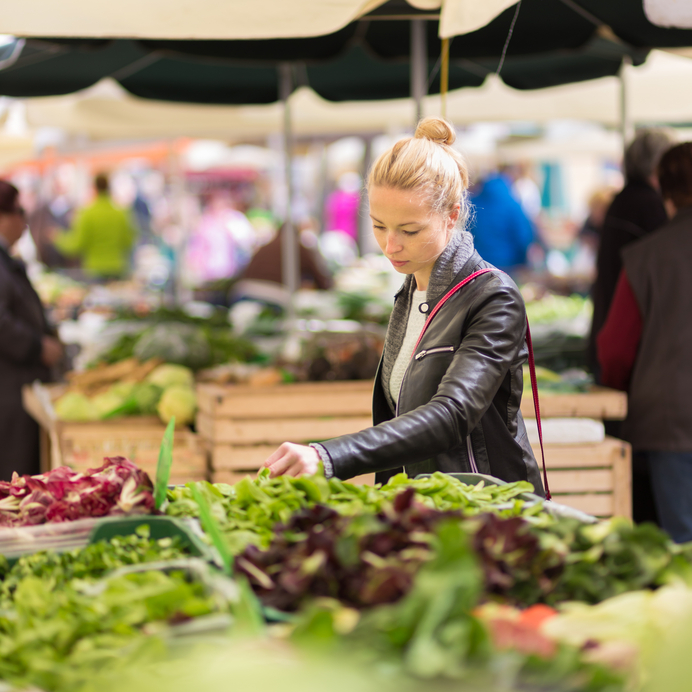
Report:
197,382,373,419
197,413,372,444
549,493,614,517
521,387,627,420
534,438,629,469
542,469,613,493
611,444,633,519
211,445,276,470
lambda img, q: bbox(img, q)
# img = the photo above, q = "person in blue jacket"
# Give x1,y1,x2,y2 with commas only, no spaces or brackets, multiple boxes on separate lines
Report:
469,173,535,275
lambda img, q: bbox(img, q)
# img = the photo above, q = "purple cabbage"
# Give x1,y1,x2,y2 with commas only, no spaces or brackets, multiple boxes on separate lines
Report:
0,457,155,527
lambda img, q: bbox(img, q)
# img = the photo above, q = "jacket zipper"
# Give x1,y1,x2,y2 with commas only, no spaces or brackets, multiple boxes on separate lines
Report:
414,345,455,361
466,436,479,474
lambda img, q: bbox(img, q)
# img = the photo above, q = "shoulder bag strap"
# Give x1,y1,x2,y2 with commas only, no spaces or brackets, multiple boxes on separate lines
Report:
411,268,551,500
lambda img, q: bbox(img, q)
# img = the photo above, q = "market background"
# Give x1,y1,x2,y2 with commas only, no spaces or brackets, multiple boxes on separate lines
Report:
2,1,692,690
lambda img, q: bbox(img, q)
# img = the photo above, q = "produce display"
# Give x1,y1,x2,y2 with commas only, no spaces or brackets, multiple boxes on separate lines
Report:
524,293,592,325
524,293,592,373
54,360,198,426
96,307,258,371
0,458,155,526
2,458,691,692
523,364,593,393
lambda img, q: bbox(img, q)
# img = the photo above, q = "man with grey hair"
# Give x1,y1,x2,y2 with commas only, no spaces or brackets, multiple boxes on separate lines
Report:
588,127,675,526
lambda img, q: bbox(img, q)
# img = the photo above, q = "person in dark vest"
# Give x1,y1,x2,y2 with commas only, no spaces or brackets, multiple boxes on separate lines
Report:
258,118,544,496
0,180,63,479
588,128,674,526
598,142,692,543
588,129,674,379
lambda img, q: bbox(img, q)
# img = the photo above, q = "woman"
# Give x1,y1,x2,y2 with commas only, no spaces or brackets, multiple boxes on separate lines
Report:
262,118,544,495
0,180,63,479
598,141,692,542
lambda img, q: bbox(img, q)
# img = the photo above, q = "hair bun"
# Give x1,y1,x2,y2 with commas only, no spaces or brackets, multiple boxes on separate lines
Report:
414,117,456,146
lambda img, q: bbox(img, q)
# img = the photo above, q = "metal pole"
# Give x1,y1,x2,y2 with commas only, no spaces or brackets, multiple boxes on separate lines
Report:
358,136,373,255
279,63,299,319
619,55,634,155
410,19,426,127
440,38,450,120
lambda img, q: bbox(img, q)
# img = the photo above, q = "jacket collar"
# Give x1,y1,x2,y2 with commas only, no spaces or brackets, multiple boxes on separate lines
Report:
392,229,476,302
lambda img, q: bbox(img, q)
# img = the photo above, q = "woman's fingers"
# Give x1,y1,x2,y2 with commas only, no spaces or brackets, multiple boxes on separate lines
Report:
261,443,320,478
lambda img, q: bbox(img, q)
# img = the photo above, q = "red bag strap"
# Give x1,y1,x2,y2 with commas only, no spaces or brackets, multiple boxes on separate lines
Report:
412,268,551,500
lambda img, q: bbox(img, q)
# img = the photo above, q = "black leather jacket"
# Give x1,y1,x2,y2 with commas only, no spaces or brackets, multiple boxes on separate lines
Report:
318,251,544,496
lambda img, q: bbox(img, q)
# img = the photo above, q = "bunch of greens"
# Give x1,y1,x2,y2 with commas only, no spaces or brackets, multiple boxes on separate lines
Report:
98,320,257,371
0,525,190,603
0,567,222,692
236,488,451,611
165,471,541,555
524,294,592,325
537,517,692,605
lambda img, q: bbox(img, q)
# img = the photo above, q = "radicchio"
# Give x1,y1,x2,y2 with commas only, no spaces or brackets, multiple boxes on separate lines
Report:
0,457,156,527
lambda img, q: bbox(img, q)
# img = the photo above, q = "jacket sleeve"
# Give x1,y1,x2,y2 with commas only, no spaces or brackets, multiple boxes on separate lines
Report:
0,267,43,366
597,269,642,391
54,210,88,257
319,280,526,480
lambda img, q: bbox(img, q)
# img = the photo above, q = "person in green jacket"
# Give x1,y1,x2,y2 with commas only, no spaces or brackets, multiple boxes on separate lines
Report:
54,173,136,279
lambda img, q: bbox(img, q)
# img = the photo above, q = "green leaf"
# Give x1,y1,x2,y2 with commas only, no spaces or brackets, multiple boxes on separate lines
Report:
191,484,233,575
154,418,176,510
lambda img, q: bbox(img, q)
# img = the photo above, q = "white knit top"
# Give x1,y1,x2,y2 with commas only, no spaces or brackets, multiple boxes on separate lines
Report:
389,289,428,407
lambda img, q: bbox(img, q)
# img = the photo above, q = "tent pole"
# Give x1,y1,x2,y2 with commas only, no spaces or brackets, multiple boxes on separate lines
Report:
279,63,299,322
410,19,426,127
358,136,373,254
619,55,633,154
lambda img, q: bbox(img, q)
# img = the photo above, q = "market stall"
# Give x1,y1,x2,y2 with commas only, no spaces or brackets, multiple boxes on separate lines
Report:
0,456,688,692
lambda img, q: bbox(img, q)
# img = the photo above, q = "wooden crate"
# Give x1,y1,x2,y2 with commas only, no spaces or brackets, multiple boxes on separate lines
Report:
22,384,208,484
537,437,631,519
521,386,627,420
196,380,374,420
197,381,374,482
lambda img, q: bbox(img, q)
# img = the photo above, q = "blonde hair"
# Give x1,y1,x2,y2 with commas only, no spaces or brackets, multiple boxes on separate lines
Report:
368,117,470,228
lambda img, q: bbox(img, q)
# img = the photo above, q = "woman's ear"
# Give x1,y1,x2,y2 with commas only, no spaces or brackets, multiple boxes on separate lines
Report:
447,203,461,230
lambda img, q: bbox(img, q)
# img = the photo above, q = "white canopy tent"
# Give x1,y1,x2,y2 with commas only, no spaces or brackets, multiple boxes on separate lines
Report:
14,50,692,142
1,0,511,41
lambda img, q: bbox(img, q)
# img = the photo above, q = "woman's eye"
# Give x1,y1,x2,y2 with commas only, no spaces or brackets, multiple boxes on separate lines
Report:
373,225,386,232
403,230,420,236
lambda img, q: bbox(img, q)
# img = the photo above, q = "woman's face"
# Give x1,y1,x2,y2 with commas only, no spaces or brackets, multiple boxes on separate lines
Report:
0,205,26,248
369,185,460,290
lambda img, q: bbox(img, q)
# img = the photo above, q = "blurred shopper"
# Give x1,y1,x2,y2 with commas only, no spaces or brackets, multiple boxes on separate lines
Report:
54,173,136,280
185,192,257,287
0,180,63,479
469,172,535,276
325,172,361,243
503,162,542,223
598,142,692,542
237,223,333,291
588,129,674,380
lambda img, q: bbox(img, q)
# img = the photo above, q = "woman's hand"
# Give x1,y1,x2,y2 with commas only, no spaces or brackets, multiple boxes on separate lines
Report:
41,336,64,367
261,442,321,478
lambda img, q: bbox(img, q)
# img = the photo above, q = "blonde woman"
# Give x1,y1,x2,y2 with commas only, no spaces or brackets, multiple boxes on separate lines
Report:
263,118,544,496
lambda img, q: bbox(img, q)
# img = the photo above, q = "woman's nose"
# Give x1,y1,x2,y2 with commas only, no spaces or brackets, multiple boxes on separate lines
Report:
385,232,402,255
